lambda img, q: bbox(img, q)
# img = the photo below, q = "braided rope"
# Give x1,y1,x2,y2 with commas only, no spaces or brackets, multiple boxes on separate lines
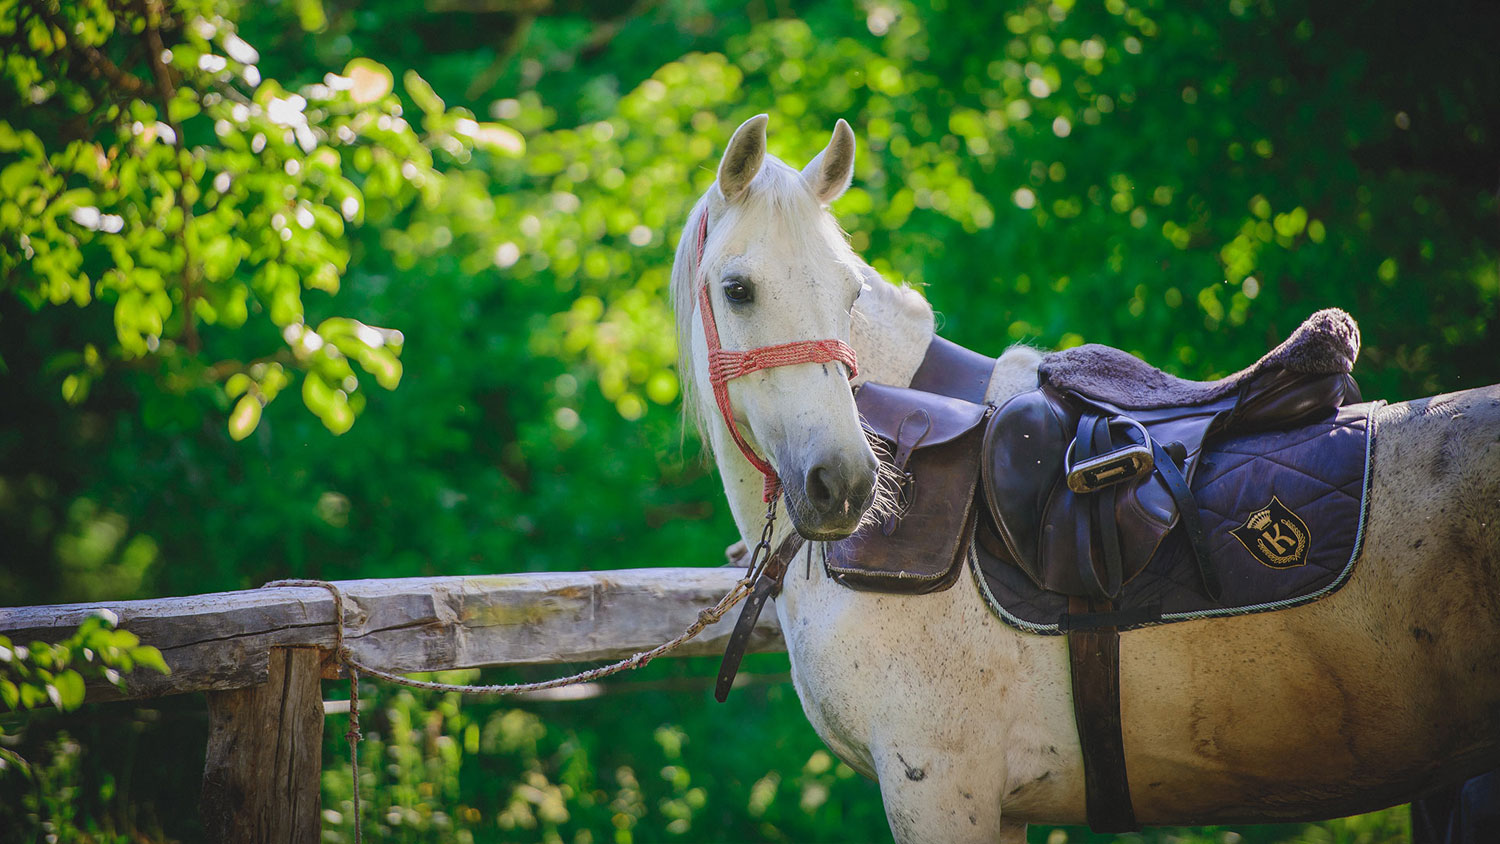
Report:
708,340,857,382
345,666,361,842
263,574,758,695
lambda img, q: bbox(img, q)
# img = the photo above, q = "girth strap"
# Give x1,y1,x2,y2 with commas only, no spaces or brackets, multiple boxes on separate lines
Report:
1066,595,1138,832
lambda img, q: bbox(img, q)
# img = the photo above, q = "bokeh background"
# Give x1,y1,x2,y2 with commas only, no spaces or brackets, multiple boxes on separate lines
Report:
1,0,1496,840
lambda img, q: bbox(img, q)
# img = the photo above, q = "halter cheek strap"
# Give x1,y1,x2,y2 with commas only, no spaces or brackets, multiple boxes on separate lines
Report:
694,212,859,502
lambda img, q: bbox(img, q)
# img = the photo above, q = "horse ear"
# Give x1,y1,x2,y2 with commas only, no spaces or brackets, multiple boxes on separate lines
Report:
801,118,855,205
718,114,769,204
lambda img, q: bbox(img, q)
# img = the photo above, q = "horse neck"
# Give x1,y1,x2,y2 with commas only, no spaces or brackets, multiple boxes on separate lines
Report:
849,265,935,388
707,262,937,547
852,268,1042,403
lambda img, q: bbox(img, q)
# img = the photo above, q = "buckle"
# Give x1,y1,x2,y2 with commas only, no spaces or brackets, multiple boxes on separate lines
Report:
1064,417,1154,493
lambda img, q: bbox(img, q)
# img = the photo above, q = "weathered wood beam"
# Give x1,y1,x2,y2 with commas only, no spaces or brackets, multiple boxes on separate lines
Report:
0,568,785,702
201,647,323,844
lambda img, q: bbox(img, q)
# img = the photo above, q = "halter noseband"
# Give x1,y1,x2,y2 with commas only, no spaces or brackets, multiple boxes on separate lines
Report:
693,211,859,502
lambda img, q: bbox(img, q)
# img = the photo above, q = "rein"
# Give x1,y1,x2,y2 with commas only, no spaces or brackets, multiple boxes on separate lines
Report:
692,211,859,501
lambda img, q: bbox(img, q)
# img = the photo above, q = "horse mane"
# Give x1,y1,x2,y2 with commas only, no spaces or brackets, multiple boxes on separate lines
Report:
669,195,713,444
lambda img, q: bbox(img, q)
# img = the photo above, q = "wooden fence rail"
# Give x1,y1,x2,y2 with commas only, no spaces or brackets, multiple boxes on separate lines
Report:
0,568,785,843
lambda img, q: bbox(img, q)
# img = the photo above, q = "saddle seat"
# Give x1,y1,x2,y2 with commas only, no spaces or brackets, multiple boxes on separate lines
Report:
1042,307,1360,412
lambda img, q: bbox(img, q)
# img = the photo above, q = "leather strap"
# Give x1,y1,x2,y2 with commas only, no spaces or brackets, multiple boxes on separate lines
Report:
1066,595,1138,832
1058,602,1162,632
891,409,934,470
714,532,806,702
1150,439,1222,602
1093,434,1124,600
1074,413,1125,600
909,335,996,402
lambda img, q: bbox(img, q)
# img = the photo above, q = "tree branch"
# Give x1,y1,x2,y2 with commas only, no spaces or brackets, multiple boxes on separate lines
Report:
141,0,200,356
203,351,296,382
26,1,147,96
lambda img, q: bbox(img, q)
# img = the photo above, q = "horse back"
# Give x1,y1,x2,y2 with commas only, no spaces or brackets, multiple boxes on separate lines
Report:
1113,384,1500,825
1370,385,1500,601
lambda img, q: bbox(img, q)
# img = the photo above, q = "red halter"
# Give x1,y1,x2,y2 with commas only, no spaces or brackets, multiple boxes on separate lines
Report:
693,212,859,502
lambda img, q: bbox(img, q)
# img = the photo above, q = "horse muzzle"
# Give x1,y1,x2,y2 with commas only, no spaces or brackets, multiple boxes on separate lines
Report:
781,448,879,540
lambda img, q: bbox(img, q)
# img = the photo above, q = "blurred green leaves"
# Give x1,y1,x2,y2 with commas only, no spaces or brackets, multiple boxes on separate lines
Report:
0,612,168,775
0,0,528,439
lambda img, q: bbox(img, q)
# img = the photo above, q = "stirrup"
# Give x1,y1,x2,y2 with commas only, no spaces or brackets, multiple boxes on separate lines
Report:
1064,417,1153,493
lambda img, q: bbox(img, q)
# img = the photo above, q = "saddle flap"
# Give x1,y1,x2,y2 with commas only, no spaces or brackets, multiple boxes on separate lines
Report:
981,388,1070,587
982,387,1226,598
826,383,989,593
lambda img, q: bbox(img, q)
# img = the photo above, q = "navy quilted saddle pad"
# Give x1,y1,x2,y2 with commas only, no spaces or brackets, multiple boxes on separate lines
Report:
973,402,1379,634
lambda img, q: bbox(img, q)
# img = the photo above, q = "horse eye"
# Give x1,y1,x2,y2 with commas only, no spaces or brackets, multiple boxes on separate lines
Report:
722,277,753,304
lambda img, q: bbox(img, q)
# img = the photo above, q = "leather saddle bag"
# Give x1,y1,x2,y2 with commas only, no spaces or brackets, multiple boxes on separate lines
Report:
826,382,991,593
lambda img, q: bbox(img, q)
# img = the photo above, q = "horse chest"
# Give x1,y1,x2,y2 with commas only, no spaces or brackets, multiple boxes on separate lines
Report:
773,560,1082,811
772,574,897,776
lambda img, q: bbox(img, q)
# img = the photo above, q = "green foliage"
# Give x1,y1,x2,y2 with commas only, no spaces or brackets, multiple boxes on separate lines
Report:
1031,809,1411,844
0,612,168,773
314,659,900,844
0,0,530,439
0,613,170,843
0,0,1495,840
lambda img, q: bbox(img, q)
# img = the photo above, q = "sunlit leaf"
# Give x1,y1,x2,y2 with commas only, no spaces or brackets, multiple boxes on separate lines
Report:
228,394,262,441
130,646,170,676
52,670,86,710
225,373,251,398
295,0,328,32
403,70,444,116
345,58,392,104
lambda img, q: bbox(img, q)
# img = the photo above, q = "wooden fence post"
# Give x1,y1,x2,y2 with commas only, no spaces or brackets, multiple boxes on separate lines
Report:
201,646,324,843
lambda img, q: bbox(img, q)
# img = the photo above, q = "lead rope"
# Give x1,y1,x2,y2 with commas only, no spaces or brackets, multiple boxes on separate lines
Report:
261,500,779,843
346,665,361,843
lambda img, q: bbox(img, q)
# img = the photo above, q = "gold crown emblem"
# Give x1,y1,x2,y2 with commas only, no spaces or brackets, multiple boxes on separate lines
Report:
1247,511,1272,531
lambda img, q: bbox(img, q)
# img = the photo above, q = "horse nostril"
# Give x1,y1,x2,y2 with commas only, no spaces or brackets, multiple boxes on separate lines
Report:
806,465,837,509
805,461,876,515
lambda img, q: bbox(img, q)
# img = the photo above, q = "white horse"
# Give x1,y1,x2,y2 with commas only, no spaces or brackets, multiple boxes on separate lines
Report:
671,114,1500,842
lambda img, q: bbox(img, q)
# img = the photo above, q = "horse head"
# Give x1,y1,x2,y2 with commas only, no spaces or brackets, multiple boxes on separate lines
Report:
672,114,879,541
